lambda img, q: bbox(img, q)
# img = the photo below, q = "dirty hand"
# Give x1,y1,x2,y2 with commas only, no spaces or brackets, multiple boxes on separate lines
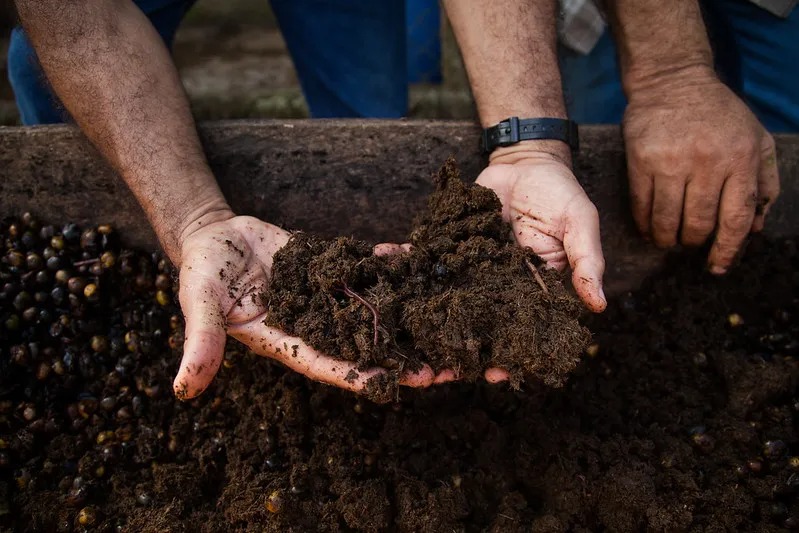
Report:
173,216,437,399
623,66,780,273
377,145,605,385
477,144,607,314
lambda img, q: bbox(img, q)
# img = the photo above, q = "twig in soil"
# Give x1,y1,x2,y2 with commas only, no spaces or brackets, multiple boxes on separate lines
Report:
73,257,100,267
524,258,550,296
340,283,380,346
391,349,408,360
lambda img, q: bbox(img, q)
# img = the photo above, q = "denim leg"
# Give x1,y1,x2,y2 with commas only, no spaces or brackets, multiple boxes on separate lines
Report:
7,0,195,125
270,0,408,118
7,28,64,125
711,0,799,132
558,30,627,125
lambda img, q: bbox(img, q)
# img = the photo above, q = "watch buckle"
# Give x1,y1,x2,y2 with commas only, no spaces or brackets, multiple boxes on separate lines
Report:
506,116,520,145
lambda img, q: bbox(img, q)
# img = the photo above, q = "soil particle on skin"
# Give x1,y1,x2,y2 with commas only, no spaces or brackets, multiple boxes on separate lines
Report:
262,158,590,398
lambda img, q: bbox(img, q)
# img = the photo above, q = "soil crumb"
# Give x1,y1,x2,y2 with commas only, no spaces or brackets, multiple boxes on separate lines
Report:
262,158,589,398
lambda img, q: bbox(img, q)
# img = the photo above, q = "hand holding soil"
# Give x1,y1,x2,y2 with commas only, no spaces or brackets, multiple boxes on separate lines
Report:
479,148,607,313
174,216,439,399
262,159,592,401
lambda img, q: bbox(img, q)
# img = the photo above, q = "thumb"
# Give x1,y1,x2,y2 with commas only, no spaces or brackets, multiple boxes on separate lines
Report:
173,273,228,399
563,200,607,313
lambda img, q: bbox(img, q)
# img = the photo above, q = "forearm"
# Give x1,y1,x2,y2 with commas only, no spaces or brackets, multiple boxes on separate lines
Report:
442,0,570,164
604,0,715,94
15,0,232,265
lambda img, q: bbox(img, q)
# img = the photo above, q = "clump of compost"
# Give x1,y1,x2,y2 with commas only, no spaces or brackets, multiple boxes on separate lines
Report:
263,158,589,396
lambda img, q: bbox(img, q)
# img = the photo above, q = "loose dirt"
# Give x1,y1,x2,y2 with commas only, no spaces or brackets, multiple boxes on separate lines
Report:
1,222,798,531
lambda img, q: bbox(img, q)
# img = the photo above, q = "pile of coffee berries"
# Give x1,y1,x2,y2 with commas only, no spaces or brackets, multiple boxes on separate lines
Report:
1,214,183,530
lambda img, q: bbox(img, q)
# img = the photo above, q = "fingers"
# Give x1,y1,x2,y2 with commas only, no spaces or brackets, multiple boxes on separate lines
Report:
514,229,568,271
484,368,509,383
373,243,412,257
563,200,607,313
232,323,384,391
174,274,227,400
432,369,458,384
681,178,721,247
650,176,686,248
752,136,780,232
230,321,439,392
234,316,520,390
398,365,436,387
708,168,758,274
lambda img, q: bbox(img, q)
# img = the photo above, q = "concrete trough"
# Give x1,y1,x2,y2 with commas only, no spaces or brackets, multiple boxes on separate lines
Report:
1,120,797,296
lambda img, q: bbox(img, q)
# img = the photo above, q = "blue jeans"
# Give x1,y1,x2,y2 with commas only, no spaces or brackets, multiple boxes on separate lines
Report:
559,0,799,132
8,0,408,124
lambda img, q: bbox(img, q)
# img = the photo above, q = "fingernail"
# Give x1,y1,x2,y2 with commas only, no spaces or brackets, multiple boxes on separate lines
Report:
599,287,607,306
709,264,726,275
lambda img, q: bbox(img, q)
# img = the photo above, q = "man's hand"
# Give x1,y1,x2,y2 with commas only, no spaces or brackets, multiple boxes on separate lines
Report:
478,145,607,313
623,66,780,273
174,216,437,399
441,0,604,312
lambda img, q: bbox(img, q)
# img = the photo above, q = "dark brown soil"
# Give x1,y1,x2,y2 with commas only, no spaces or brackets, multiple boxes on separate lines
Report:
263,159,590,399
2,220,799,531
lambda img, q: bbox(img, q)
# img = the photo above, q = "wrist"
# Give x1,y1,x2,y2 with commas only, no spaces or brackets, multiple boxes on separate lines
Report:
173,199,235,265
479,102,568,129
623,61,716,99
489,139,573,168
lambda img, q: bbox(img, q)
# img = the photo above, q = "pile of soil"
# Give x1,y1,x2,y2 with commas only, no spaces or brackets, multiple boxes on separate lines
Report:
1,219,798,531
263,158,589,398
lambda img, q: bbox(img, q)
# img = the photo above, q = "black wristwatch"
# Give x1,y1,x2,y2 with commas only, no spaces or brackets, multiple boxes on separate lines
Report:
481,117,579,154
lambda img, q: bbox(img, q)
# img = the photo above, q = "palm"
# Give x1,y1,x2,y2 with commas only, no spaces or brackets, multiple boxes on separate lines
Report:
477,160,606,313
173,216,436,399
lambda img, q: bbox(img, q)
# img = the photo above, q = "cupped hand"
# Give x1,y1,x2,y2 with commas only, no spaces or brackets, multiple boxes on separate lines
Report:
173,216,438,399
478,145,607,313
623,66,780,274
381,145,607,384
477,148,607,383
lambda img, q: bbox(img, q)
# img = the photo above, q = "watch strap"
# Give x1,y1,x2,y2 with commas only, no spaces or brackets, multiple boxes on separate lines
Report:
481,117,579,154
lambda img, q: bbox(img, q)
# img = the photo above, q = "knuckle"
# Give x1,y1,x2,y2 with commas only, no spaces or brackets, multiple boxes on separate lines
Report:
711,241,736,265
681,224,713,247
719,211,751,237
628,140,677,166
743,188,759,209
729,137,758,159
652,201,681,222
692,138,723,162
628,141,653,162
683,213,714,235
